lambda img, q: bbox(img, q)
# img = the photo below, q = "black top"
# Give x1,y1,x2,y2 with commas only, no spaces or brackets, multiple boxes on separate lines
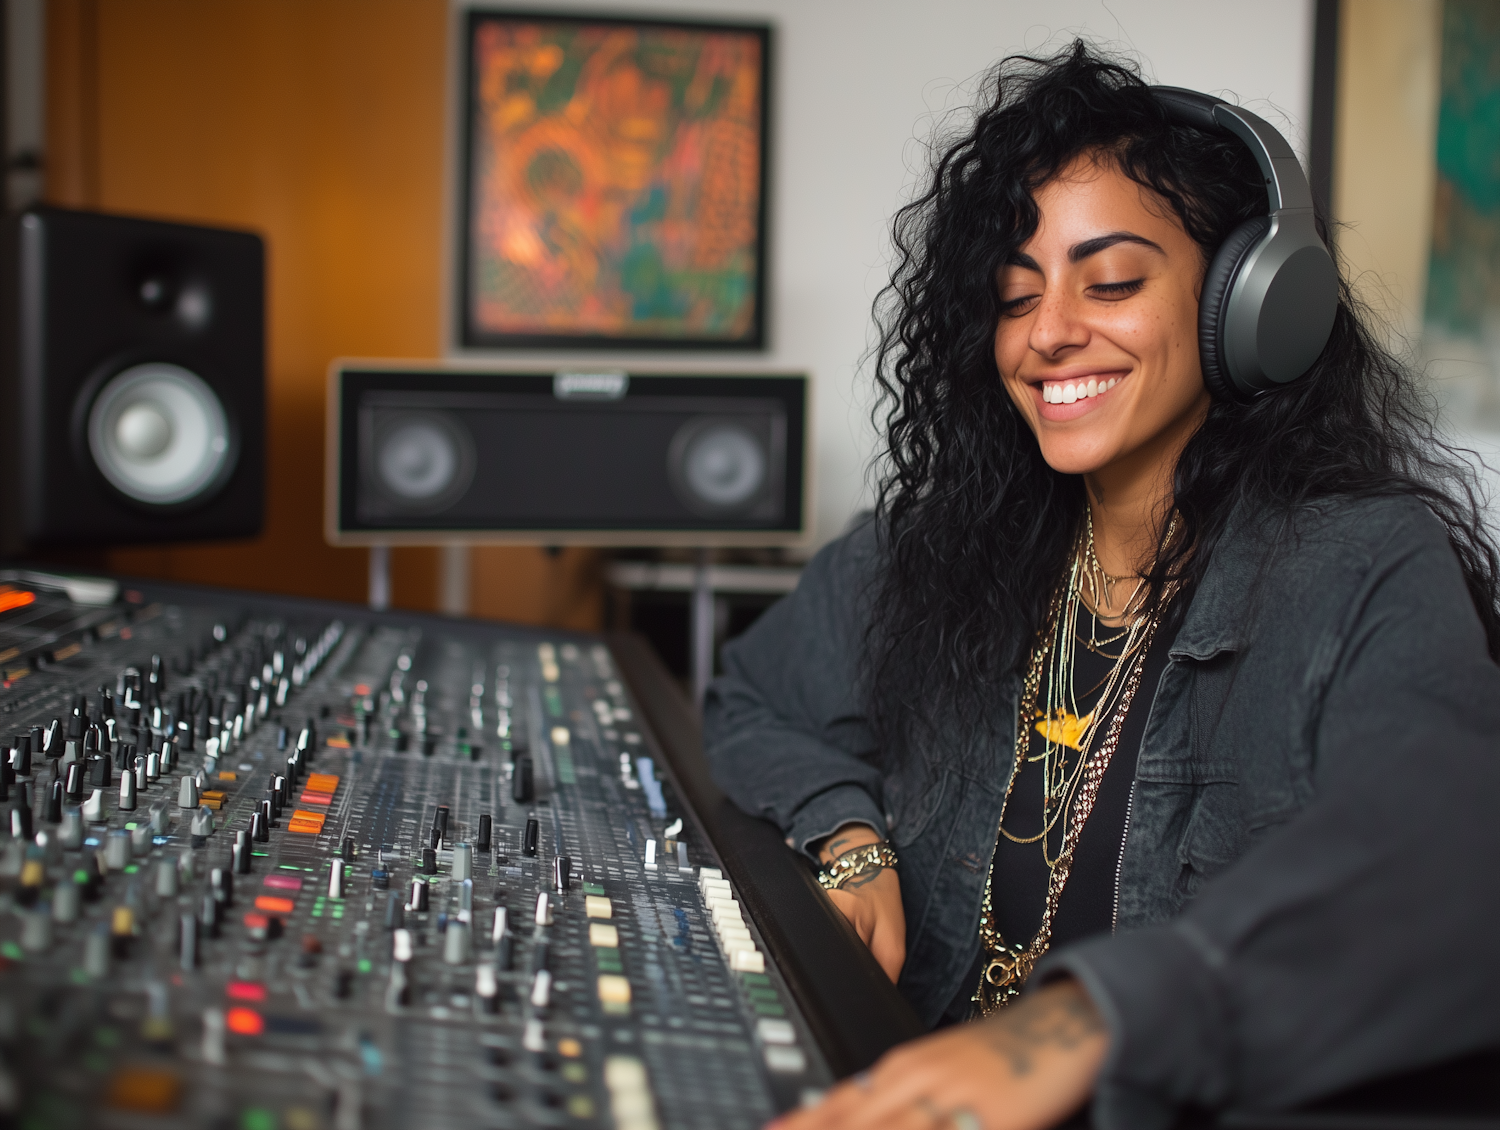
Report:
942,593,1186,1024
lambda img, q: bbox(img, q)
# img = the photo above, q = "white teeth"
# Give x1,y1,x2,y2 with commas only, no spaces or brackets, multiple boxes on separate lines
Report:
1043,377,1120,403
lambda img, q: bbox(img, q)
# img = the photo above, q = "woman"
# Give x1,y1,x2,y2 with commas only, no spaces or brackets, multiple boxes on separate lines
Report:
705,43,1500,1130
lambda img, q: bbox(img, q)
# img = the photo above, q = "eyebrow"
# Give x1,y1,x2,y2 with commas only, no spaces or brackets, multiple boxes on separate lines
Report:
1068,231,1165,262
1003,230,1166,271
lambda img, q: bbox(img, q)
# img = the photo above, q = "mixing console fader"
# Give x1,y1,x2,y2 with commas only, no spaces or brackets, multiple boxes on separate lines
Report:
0,575,881,1130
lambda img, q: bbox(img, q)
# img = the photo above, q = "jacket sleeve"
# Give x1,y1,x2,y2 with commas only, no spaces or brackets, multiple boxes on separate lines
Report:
703,520,888,856
1042,505,1500,1129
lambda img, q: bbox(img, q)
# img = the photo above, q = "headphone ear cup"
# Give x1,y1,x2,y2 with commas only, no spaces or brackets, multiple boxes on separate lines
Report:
1198,215,1271,401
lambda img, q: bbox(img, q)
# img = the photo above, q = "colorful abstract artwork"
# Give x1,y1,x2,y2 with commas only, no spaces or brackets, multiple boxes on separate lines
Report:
1426,0,1500,335
461,13,768,348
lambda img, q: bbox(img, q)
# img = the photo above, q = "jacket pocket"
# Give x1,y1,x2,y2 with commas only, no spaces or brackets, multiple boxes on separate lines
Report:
1175,781,1244,899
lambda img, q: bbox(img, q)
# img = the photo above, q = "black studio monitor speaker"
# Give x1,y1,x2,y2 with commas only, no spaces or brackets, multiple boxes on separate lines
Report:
0,206,265,553
327,364,809,546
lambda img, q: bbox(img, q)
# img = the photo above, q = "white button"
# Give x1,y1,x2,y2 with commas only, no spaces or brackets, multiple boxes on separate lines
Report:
757,1018,796,1045
765,1045,807,1074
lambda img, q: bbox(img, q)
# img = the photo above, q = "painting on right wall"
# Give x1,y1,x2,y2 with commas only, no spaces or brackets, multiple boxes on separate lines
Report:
1423,0,1500,427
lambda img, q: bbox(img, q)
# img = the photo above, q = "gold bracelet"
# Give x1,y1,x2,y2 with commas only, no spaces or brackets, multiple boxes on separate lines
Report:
817,841,899,890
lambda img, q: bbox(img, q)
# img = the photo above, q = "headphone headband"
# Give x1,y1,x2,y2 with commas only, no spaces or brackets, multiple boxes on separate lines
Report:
1145,85,1337,399
1151,86,1312,213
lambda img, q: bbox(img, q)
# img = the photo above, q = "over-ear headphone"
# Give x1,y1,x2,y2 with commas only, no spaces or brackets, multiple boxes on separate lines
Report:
1151,86,1339,401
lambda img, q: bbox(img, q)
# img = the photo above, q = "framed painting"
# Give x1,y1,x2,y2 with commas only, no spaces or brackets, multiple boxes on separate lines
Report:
458,10,771,350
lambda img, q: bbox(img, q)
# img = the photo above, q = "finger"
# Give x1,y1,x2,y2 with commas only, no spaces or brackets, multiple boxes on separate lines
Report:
770,1083,943,1130
765,1073,873,1130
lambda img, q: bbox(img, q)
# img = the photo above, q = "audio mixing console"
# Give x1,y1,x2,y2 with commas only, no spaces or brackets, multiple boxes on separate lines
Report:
0,574,921,1130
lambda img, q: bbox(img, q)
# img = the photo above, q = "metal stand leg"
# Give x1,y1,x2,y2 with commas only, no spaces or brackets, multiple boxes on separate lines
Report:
439,545,470,617
691,548,714,709
368,545,391,611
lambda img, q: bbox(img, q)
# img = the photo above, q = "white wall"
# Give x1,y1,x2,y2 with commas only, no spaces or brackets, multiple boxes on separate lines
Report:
450,0,1315,551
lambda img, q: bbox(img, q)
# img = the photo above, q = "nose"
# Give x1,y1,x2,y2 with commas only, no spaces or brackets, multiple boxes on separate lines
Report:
1027,286,1090,360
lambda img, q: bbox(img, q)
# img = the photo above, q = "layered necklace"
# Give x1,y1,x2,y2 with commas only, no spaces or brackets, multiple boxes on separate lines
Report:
972,510,1179,1016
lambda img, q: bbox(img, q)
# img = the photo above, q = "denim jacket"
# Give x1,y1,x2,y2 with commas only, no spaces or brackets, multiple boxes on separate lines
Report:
704,494,1500,1128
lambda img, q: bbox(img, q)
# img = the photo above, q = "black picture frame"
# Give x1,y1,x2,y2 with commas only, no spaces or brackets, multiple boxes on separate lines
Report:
457,9,772,351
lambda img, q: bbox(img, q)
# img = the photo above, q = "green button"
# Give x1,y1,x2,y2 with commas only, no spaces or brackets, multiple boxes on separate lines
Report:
747,988,779,1002
241,1107,277,1130
358,959,372,973
583,883,605,896
753,1003,786,1017
0,942,21,960
739,972,770,986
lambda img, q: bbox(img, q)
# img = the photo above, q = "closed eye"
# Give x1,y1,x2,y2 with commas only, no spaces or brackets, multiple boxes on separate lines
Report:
999,294,1040,317
1090,278,1145,299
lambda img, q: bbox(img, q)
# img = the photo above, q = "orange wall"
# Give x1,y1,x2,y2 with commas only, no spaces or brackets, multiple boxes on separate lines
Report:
44,0,603,631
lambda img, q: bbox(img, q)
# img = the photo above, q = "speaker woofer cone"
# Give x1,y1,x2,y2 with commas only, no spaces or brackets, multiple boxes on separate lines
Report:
369,410,476,514
87,362,233,506
669,417,769,517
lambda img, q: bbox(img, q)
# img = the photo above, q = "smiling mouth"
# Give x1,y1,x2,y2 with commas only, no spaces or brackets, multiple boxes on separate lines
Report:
1040,375,1120,405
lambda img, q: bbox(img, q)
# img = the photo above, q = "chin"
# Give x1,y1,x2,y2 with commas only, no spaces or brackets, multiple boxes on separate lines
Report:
1032,433,1122,477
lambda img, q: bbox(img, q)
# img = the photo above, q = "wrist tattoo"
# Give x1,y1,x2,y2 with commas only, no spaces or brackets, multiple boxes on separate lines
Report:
979,988,1106,1077
842,866,888,889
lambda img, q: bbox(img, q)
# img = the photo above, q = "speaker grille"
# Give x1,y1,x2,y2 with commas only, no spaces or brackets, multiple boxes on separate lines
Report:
333,370,806,545
86,362,233,506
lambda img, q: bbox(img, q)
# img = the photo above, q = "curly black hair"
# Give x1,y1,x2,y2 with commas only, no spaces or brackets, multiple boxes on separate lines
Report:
865,40,1500,774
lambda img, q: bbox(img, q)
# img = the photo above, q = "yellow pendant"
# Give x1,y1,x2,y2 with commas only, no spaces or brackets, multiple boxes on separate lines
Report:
1035,710,1092,750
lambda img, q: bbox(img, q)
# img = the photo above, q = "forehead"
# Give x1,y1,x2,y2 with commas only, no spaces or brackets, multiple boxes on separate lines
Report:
1023,156,1185,246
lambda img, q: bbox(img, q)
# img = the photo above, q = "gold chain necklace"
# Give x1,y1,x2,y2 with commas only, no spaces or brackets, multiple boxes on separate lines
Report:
972,520,1178,1016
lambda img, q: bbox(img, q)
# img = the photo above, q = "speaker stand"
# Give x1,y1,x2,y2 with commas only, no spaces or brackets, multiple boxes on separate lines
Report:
691,548,714,709
369,545,391,611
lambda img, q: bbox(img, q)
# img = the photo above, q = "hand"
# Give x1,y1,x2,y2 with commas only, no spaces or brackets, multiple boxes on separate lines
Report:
767,981,1109,1130
816,823,907,982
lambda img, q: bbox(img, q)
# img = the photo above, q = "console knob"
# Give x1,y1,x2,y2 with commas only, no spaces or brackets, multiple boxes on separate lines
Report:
190,805,215,839
200,893,221,937
177,775,198,809
443,920,471,965
408,877,429,913
179,913,198,970
155,858,179,897
522,816,539,857
512,756,534,803
52,878,81,923
103,829,132,871
57,804,81,847
476,814,492,853
83,926,110,979
451,842,472,882
328,862,344,900
211,866,234,905
64,762,85,802
118,770,137,811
